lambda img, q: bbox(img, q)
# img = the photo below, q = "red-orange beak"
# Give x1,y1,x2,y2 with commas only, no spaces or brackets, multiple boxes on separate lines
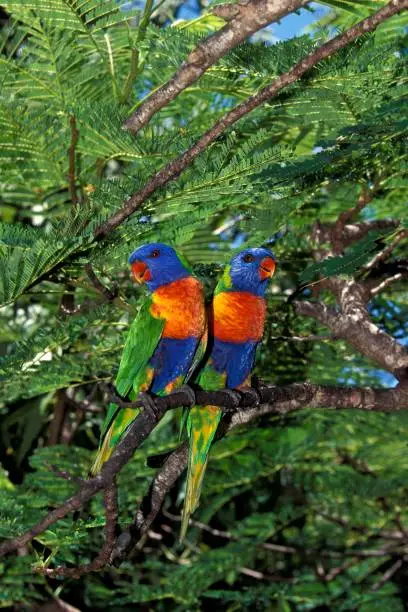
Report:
131,260,151,284
259,256,276,280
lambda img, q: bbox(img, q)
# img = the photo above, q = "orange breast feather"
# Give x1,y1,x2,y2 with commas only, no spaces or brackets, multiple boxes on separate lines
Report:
151,277,206,339
212,291,266,343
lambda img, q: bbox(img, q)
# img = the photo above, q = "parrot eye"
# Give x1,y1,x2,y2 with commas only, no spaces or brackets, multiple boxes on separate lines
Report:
243,253,254,263
151,249,160,258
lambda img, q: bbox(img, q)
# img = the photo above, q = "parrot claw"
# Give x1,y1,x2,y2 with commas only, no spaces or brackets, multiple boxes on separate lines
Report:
238,386,261,407
175,384,196,407
252,375,267,389
139,392,160,419
219,389,241,411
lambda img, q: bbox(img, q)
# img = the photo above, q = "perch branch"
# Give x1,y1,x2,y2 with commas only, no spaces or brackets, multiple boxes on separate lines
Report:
94,1,407,239
1,381,408,560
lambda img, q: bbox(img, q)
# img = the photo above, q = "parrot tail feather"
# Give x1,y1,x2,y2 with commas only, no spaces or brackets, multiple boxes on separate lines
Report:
90,426,114,476
180,405,222,540
90,407,138,476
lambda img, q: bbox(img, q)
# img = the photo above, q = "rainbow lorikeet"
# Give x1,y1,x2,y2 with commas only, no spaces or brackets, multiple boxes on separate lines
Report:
180,247,276,539
91,243,207,475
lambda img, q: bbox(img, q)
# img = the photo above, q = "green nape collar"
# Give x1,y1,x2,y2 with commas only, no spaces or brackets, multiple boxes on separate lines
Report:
175,248,193,275
214,264,232,295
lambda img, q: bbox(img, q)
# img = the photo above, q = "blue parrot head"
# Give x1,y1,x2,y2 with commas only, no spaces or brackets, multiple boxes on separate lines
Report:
128,243,190,291
228,247,276,296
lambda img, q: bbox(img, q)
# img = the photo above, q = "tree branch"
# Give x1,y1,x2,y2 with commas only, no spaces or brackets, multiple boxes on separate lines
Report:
40,483,118,578
317,220,400,249
84,264,118,302
111,442,188,564
123,0,309,133
297,184,408,378
294,298,408,374
371,558,403,592
370,272,404,297
331,185,374,254
363,229,408,272
94,1,407,239
2,381,406,562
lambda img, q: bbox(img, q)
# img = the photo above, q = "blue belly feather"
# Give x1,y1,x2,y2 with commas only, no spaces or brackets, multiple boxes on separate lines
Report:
150,336,199,393
211,339,258,388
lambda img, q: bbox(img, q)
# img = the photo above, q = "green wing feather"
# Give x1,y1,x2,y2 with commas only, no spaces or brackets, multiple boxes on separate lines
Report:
115,296,165,398
214,264,232,295
185,324,208,384
91,295,165,474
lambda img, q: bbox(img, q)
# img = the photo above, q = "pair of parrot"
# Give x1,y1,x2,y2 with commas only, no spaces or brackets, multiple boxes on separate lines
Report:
91,243,276,539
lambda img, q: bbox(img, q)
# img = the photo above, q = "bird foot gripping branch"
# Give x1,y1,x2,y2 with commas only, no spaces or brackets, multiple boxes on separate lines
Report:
171,384,196,407
138,392,162,420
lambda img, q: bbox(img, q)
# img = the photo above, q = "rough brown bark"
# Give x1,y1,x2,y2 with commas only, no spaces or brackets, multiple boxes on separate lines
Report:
94,1,407,239
294,298,408,375
124,0,310,133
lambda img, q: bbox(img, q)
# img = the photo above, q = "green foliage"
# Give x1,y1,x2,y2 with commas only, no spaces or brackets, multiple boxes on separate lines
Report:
300,230,392,283
0,0,407,609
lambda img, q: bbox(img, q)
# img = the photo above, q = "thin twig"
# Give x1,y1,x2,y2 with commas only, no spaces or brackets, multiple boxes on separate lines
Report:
163,509,234,540
47,464,86,485
120,47,139,105
65,395,103,414
162,510,401,562
84,263,118,301
324,559,358,582
331,185,376,254
364,229,408,271
317,512,405,542
370,273,403,296
239,566,294,582
269,334,334,342
120,0,154,104
371,558,403,592
40,482,118,578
